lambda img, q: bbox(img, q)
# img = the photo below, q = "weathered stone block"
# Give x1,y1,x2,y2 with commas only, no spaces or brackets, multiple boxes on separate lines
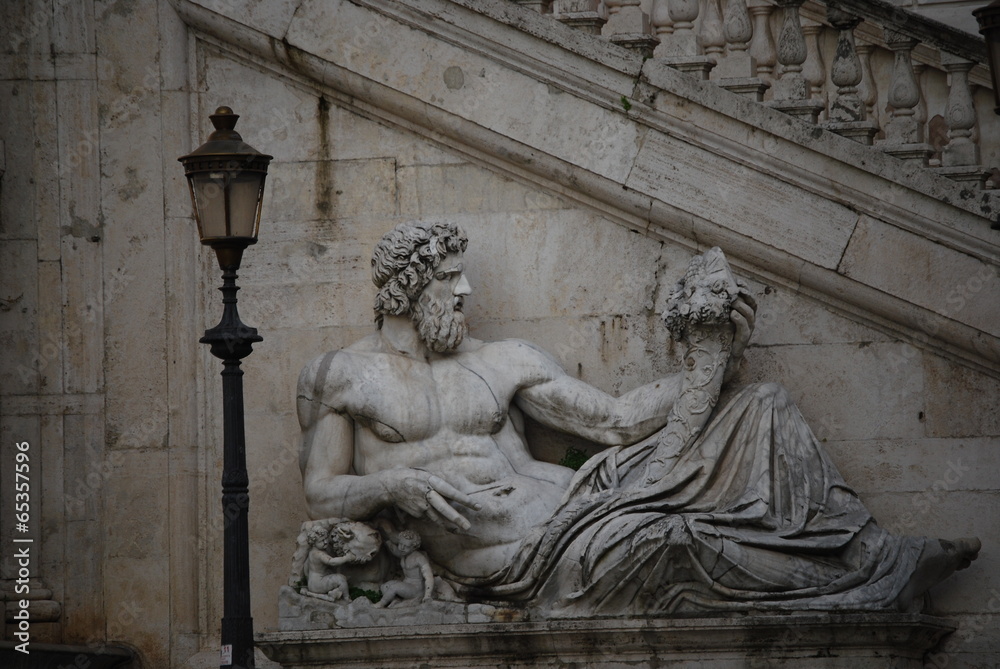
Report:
742,342,925,441
461,208,663,321
839,216,1000,338
0,82,38,241
825,438,999,497
629,130,859,270
750,281,890,347
923,354,1000,438
190,0,300,39
0,241,39,395
396,163,565,217
266,158,397,222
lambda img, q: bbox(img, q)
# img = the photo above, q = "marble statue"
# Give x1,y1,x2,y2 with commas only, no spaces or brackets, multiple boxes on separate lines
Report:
289,519,382,601
296,220,979,617
376,529,435,608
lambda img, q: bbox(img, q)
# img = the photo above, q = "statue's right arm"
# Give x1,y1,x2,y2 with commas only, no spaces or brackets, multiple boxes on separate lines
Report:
299,408,383,520
296,352,395,519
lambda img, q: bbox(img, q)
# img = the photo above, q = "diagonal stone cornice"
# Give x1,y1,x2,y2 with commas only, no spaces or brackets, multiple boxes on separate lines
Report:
172,0,1000,377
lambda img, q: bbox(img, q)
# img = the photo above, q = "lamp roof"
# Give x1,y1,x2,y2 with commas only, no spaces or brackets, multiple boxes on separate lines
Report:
975,0,1000,31
178,106,273,165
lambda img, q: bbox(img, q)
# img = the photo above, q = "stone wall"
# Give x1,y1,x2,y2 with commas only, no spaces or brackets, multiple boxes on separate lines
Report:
1,0,998,667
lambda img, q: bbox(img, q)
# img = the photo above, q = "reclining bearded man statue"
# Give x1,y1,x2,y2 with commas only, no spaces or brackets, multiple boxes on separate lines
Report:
296,220,979,617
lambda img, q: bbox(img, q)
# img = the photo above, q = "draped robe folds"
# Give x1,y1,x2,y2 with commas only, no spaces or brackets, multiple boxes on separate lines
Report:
452,382,925,615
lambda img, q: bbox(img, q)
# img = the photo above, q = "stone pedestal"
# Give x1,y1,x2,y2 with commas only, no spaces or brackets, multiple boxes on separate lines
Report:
604,3,659,57
767,98,825,123
932,165,991,188
659,56,717,80
878,141,935,166
258,613,955,669
717,77,770,101
824,120,880,145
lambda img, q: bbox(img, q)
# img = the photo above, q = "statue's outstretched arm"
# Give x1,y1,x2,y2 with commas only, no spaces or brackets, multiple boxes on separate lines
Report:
512,342,683,447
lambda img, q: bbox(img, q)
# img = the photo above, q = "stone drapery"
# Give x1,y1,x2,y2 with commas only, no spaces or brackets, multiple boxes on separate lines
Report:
456,382,924,616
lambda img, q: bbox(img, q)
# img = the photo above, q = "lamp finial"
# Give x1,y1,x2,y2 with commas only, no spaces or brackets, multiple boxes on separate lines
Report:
210,106,240,134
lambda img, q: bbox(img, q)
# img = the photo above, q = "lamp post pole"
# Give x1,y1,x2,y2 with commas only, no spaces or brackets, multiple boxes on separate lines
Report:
179,106,272,669
202,258,261,669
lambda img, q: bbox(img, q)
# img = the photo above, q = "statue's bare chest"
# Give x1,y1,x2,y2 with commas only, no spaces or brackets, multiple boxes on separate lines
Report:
343,353,509,444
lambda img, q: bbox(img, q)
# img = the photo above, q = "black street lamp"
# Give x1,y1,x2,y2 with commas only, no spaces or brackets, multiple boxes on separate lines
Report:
178,106,272,669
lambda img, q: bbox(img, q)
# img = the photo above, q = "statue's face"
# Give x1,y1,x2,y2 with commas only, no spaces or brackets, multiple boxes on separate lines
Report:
397,534,420,554
424,252,470,310
411,252,471,352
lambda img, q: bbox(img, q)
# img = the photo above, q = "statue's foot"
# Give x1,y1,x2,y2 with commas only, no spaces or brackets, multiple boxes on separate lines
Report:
947,537,982,571
895,537,981,611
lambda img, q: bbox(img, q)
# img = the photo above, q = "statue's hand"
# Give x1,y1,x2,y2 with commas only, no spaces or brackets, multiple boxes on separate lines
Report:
724,293,756,384
384,469,481,532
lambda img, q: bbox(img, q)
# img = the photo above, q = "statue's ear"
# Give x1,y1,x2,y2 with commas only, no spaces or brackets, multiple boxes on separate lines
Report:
336,526,354,540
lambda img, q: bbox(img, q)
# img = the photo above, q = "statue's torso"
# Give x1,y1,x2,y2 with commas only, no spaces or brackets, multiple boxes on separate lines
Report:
333,337,569,576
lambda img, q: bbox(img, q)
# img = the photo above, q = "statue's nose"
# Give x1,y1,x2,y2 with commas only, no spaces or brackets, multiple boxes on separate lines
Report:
454,274,472,296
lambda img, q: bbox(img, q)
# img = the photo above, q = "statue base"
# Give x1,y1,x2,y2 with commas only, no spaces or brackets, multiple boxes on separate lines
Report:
277,585,528,630
258,611,954,668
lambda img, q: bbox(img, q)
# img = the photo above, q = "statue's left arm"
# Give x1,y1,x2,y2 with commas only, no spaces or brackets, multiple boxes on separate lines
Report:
511,296,755,447
514,363,682,447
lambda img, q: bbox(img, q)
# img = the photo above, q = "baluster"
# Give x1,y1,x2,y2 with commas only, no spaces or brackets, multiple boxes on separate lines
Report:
934,53,990,186
747,1,776,85
856,42,878,123
654,0,716,79
554,0,608,34
768,0,824,122
701,0,726,60
655,0,698,56
913,62,928,148
823,8,878,144
877,29,933,165
603,0,659,57
801,19,825,102
713,0,769,100
651,0,674,42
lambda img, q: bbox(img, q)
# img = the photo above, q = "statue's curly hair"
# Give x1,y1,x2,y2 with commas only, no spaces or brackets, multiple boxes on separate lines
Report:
371,221,468,327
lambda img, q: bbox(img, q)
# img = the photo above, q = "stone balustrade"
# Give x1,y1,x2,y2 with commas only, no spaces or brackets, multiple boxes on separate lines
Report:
528,0,998,190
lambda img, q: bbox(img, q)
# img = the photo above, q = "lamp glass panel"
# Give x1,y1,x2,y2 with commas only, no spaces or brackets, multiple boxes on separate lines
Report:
227,171,265,239
190,171,229,240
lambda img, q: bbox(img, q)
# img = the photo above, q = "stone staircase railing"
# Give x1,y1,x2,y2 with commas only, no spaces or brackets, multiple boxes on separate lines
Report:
513,0,996,190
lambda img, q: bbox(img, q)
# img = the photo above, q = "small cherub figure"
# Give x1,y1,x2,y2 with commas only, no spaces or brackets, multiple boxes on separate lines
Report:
303,526,351,601
290,520,382,602
376,530,434,608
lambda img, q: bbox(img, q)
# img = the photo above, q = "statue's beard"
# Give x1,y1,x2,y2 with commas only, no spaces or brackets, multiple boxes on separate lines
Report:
411,291,467,353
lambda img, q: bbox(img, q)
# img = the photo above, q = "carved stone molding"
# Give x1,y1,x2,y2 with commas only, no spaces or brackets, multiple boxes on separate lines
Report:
259,613,957,668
